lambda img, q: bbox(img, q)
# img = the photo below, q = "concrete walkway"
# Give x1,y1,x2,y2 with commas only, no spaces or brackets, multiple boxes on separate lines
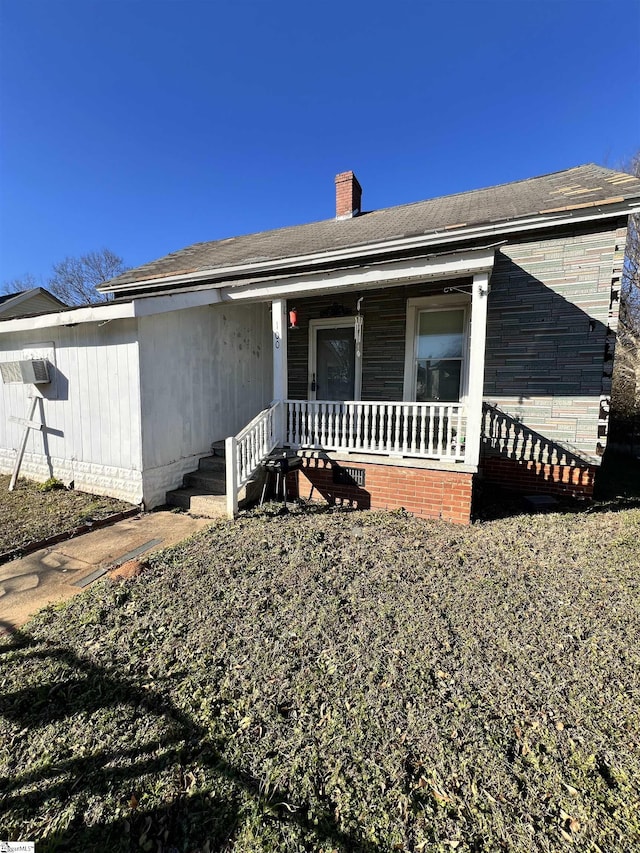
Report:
0,511,212,633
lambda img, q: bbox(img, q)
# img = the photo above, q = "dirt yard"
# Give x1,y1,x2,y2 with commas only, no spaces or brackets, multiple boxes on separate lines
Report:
0,474,134,554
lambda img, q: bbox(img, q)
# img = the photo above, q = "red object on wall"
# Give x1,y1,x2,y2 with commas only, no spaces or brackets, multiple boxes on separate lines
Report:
289,308,299,328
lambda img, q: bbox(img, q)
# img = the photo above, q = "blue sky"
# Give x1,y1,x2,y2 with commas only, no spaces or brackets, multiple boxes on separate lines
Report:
1,0,639,285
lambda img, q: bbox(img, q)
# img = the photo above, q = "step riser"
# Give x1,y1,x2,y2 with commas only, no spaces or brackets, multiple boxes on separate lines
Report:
166,489,228,518
198,456,226,473
184,472,225,493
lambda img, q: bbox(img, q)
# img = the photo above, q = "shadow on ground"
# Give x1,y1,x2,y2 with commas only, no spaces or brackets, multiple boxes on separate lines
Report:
0,625,379,852
472,449,640,522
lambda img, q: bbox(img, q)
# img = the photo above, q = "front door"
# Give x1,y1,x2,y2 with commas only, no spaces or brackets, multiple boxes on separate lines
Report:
309,317,362,401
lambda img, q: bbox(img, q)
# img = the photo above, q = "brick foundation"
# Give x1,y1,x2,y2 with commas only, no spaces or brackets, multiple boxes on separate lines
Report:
479,455,596,499
288,456,473,525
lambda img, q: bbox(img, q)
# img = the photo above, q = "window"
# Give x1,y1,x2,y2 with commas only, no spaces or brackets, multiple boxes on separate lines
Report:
416,309,465,402
403,298,469,403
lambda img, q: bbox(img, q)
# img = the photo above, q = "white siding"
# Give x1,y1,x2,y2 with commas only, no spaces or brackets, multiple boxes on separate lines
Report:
0,320,143,503
138,302,272,507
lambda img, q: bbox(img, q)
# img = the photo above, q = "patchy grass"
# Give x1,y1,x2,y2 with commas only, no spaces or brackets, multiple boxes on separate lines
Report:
0,474,135,553
1,505,639,852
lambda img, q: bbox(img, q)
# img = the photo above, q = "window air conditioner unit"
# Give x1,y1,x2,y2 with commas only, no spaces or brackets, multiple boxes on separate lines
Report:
0,359,51,385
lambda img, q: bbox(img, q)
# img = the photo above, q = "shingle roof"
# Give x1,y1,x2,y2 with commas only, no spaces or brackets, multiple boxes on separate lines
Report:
104,164,640,291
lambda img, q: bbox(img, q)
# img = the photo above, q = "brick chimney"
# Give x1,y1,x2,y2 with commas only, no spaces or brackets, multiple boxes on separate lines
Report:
335,171,362,219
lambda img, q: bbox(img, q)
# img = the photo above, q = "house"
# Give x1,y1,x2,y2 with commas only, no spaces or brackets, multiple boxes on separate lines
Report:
0,288,66,319
1,164,639,523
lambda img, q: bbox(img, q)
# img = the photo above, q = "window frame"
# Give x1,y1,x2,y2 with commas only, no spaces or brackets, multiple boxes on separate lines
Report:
402,295,471,403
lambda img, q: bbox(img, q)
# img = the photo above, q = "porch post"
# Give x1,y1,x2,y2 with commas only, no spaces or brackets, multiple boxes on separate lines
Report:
272,299,288,444
464,272,490,467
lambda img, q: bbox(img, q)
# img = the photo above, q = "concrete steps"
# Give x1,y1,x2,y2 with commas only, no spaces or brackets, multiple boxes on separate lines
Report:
166,448,229,518
166,443,266,518
166,487,228,517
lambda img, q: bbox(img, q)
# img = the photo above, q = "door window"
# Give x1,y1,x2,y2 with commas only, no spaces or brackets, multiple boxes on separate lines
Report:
309,318,362,401
316,327,356,400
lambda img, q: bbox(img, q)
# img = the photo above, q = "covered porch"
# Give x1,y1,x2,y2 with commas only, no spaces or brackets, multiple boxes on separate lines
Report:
225,250,494,520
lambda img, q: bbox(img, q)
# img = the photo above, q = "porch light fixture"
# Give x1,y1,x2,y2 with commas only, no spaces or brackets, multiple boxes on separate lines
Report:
289,307,299,329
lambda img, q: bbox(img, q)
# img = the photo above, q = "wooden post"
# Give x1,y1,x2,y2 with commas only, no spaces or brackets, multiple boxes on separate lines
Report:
225,435,238,519
464,272,490,467
272,299,288,444
9,397,39,491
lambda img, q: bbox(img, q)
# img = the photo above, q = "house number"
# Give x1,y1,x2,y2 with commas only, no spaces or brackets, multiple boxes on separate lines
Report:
274,331,281,349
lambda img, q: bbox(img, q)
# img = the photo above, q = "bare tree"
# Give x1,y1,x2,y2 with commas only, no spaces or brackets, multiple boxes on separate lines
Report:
610,151,640,453
48,248,127,305
1,249,126,305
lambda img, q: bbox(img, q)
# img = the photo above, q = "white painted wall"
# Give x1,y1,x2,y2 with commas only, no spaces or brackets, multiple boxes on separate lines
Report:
0,320,143,503
137,301,272,507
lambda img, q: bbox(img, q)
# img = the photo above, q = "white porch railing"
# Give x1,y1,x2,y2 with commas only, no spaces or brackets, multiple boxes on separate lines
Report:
225,399,467,518
284,400,466,461
226,401,281,517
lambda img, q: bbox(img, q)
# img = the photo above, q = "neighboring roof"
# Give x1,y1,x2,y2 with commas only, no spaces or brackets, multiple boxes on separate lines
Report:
0,288,67,318
102,164,640,294
0,291,23,306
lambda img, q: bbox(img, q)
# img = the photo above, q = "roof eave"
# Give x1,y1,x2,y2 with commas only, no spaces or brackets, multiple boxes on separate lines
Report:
0,300,136,333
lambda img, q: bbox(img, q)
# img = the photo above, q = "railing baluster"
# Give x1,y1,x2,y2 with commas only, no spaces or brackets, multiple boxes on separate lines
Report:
296,402,302,446
437,405,445,455
409,404,416,453
313,402,319,448
363,403,370,452
446,407,453,457
329,403,336,448
427,405,435,454
393,404,401,452
371,404,377,450
355,403,362,450
339,403,347,449
402,404,409,453
383,404,390,452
